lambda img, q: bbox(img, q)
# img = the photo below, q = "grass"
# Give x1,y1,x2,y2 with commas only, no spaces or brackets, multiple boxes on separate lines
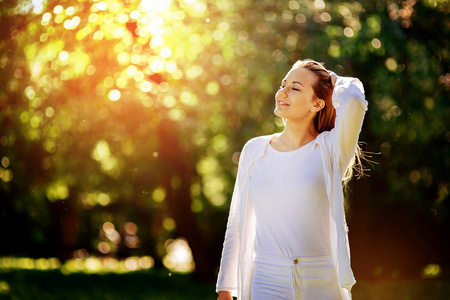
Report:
351,279,450,300
0,269,217,300
0,269,449,299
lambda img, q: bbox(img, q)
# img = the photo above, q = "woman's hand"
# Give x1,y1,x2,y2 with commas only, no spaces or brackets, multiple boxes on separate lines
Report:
217,291,233,300
329,70,337,87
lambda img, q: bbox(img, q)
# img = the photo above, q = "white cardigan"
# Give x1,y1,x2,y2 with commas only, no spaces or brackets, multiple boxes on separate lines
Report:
216,75,368,300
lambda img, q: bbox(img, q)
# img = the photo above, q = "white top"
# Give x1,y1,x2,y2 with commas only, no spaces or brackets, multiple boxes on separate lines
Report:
250,141,331,258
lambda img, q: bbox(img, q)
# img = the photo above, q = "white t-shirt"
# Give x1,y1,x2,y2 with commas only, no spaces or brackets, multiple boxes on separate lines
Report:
249,140,332,258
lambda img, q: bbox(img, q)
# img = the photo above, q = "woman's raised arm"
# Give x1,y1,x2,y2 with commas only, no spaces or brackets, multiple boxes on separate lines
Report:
329,72,368,173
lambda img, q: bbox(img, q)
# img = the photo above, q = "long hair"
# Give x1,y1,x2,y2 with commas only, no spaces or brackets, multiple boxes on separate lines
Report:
291,59,365,185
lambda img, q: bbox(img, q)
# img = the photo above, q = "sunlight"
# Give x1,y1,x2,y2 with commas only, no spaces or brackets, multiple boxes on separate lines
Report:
92,140,111,161
0,281,10,294
162,238,195,273
422,264,442,279
140,0,172,14
152,187,166,202
46,179,69,201
1,157,10,168
108,89,121,101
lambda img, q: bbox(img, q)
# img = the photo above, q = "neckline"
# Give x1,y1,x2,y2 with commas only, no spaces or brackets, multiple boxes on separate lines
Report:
268,138,316,155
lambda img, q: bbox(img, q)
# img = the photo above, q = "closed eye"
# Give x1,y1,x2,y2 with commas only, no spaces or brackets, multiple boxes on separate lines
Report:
279,85,300,91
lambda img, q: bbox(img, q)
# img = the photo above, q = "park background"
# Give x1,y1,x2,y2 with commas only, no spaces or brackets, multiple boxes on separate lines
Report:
0,0,449,299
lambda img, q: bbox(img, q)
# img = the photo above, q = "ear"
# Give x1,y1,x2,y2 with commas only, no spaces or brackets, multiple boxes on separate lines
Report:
311,99,325,112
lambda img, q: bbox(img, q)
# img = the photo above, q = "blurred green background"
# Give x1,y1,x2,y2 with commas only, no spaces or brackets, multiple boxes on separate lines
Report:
0,0,449,299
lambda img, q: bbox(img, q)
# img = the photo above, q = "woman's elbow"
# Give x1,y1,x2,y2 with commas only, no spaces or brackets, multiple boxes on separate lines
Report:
338,94,368,115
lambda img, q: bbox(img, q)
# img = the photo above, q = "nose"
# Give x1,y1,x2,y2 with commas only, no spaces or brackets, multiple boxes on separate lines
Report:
278,87,288,98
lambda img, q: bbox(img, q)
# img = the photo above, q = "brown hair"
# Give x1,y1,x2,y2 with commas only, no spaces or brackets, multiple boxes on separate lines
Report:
292,59,336,133
291,59,365,184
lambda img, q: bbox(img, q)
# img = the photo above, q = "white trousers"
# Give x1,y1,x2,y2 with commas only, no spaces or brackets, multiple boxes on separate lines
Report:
250,252,343,300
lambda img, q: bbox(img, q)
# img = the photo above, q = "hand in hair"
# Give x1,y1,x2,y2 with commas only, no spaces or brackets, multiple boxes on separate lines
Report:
328,70,337,87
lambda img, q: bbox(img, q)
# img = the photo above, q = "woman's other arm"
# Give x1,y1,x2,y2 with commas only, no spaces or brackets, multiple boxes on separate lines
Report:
217,291,233,300
215,145,248,297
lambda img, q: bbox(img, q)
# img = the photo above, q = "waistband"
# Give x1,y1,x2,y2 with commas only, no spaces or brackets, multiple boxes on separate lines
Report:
254,252,334,268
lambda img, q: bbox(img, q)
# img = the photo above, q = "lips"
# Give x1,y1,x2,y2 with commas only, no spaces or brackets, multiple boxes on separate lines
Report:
277,99,290,106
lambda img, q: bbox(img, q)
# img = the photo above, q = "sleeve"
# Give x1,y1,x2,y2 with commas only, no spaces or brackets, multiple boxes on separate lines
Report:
329,73,368,173
215,145,246,296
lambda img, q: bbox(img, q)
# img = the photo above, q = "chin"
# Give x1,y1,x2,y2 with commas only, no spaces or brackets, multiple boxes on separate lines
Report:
274,108,286,118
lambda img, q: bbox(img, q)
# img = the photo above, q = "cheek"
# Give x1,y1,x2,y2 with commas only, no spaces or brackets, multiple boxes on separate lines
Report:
274,91,282,101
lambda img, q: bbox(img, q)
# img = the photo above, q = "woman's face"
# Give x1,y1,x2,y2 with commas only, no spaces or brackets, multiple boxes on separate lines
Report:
274,67,320,122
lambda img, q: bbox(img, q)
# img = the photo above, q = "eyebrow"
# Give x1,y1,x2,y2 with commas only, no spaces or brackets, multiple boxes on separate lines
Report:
282,79,304,87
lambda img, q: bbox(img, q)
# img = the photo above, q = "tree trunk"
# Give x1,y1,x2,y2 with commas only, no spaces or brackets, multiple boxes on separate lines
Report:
158,119,212,279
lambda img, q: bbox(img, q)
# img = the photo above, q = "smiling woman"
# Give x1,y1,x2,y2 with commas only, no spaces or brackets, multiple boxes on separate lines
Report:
216,59,368,300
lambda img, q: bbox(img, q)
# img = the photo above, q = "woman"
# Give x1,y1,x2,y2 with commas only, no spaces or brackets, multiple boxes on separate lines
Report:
216,59,368,300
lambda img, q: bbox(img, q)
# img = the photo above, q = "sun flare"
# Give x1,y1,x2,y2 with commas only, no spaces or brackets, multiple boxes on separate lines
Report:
139,0,172,14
